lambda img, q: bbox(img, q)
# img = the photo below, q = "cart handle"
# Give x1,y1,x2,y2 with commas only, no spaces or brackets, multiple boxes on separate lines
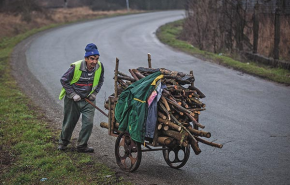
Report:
85,98,109,117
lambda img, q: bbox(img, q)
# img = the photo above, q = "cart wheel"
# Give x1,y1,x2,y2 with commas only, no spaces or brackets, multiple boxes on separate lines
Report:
162,145,190,169
115,132,142,172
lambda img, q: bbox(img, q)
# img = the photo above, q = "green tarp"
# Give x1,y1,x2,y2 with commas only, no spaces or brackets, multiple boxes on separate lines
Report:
115,71,162,143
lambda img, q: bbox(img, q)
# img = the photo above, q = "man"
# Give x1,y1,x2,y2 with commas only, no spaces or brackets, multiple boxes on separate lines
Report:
58,43,104,153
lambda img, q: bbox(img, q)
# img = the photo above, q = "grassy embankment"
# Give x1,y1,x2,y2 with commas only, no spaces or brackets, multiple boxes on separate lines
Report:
0,9,136,184
157,20,290,85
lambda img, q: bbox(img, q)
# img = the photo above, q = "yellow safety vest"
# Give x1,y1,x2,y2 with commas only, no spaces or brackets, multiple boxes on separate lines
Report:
59,60,102,100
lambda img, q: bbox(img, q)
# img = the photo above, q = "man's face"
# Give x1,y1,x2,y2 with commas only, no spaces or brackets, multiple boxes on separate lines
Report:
85,55,99,70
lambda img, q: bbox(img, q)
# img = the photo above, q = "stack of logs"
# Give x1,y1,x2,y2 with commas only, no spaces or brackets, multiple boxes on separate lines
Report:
102,59,223,155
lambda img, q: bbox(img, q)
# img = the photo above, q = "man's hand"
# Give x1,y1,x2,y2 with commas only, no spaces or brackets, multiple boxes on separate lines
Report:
88,94,96,101
73,94,81,102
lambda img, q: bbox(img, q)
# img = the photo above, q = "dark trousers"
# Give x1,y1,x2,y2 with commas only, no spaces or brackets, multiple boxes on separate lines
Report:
59,96,95,148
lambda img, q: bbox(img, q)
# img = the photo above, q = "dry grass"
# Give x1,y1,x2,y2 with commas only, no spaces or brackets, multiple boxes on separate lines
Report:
51,7,141,22
0,7,143,40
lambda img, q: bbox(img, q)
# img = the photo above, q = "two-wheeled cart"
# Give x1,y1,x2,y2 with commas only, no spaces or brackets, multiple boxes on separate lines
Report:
99,55,222,172
103,96,193,172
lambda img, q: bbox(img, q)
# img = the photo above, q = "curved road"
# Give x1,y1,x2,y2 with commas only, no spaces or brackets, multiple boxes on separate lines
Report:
13,11,290,185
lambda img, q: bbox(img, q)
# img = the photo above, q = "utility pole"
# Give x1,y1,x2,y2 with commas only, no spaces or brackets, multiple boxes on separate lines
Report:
126,0,130,12
64,0,68,8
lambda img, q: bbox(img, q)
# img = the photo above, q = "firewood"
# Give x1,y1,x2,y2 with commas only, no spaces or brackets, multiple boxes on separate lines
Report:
117,78,128,88
136,67,160,74
170,113,197,143
196,137,223,148
132,69,145,79
161,96,170,111
162,130,184,141
181,122,190,127
185,112,205,129
158,102,171,120
157,137,176,146
181,100,189,108
158,118,181,132
188,86,206,98
160,68,178,76
191,92,200,98
171,106,184,116
188,137,201,155
117,86,124,95
157,123,163,130
163,75,191,84
166,120,182,132
162,89,172,97
182,90,186,97
158,118,168,124
188,97,206,107
100,122,109,129
129,69,139,81
118,71,131,77
177,140,189,147
166,85,178,89
187,108,206,112
166,97,192,114
187,126,211,138
115,122,119,128
158,112,167,119
173,114,180,119
163,125,169,131
106,60,223,157
163,79,178,85
172,94,183,99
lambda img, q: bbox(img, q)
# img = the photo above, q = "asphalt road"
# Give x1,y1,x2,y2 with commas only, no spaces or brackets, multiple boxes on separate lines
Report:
14,11,290,185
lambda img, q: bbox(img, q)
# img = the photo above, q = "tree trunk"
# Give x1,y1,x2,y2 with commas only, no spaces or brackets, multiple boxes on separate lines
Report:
274,4,281,60
253,3,259,54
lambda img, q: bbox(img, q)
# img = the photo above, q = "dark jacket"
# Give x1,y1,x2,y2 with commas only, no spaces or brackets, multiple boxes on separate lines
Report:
60,60,104,99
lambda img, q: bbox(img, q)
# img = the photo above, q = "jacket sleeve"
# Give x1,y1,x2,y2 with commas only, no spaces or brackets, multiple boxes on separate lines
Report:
60,65,77,98
92,62,105,95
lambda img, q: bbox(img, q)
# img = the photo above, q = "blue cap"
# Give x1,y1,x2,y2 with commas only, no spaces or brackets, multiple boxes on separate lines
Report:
84,43,100,57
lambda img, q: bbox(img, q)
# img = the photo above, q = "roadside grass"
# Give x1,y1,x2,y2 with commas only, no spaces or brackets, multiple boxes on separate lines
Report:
156,20,290,85
0,14,135,185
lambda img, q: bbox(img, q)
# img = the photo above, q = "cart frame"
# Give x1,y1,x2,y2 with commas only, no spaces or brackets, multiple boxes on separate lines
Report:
104,56,197,172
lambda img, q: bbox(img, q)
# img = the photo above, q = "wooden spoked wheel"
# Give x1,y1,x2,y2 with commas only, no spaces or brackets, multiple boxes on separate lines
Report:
162,145,190,169
115,132,142,172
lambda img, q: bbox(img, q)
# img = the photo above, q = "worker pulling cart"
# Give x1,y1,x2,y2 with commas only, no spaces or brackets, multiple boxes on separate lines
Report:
97,54,222,172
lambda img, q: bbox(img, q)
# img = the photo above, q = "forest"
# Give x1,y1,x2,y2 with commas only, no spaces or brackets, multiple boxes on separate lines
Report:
182,0,290,61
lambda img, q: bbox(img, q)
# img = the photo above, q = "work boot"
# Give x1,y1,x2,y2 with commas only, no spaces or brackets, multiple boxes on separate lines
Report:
57,144,67,151
77,147,94,153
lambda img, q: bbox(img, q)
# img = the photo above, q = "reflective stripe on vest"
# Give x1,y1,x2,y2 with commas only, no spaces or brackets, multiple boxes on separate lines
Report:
59,60,102,100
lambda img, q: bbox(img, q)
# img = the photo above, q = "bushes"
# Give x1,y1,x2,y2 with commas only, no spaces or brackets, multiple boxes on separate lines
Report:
0,0,44,22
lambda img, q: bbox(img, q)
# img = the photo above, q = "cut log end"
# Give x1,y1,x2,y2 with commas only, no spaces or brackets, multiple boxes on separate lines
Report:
100,122,109,129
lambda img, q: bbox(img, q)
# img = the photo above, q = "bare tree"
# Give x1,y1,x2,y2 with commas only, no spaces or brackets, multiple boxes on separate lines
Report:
0,0,44,22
